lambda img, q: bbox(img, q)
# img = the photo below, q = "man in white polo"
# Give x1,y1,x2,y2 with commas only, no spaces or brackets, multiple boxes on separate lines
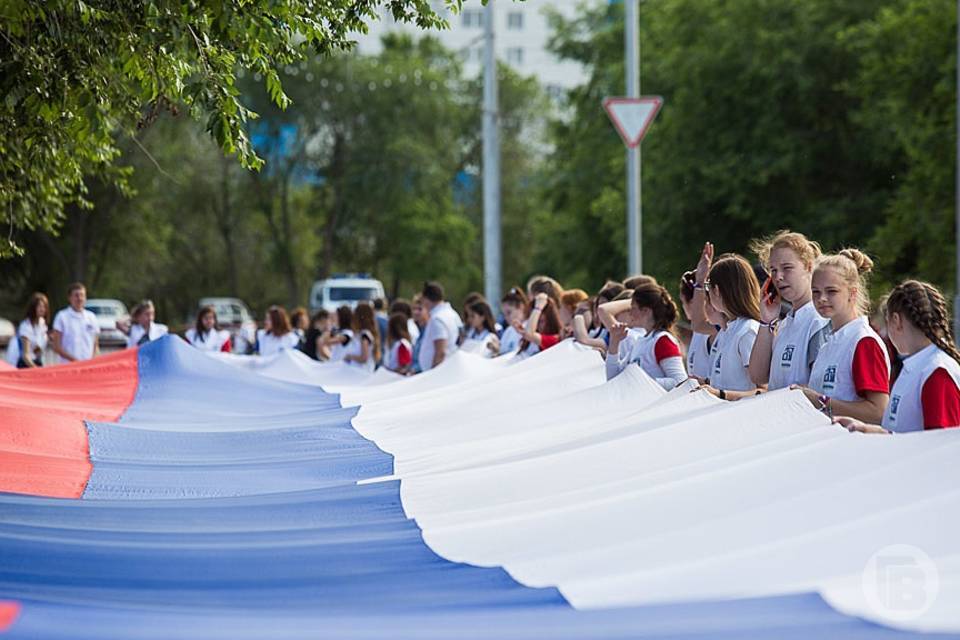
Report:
51,282,100,363
417,281,463,372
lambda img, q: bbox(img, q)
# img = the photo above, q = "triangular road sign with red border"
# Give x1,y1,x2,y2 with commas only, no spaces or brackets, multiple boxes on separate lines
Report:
603,96,663,148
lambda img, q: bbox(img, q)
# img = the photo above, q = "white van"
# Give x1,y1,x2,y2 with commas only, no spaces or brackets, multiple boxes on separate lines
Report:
309,275,386,314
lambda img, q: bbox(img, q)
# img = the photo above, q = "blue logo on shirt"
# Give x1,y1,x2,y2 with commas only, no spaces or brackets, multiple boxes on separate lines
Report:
823,365,836,390
890,395,900,416
714,353,722,374
781,345,795,367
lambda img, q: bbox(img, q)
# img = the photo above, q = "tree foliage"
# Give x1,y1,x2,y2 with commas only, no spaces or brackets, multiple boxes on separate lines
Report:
0,0,456,256
539,0,956,296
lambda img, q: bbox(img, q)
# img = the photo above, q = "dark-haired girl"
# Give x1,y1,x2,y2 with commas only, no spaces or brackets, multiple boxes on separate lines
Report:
835,280,957,434
344,303,381,372
518,292,563,356
186,305,231,352
600,283,687,389
256,306,300,356
383,312,413,374
499,287,528,355
574,281,624,352
464,299,500,356
5,293,49,368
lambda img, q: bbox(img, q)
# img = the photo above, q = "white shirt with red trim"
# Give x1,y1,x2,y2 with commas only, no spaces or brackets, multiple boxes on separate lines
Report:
883,344,960,432
186,328,231,352
809,316,889,402
628,330,687,390
384,338,412,372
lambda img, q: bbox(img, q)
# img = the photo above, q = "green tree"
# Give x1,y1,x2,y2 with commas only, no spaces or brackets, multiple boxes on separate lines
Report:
0,0,455,257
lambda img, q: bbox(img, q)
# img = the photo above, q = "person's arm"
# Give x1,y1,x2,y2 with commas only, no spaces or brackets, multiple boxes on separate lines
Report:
702,385,763,401
346,336,371,364
655,356,687,390
689,242,717,335
795,386,888,423
603,323,629,380
748,280,782,385
18,336,36,367
49,330,75,362
431,338,447,368
521,293,550,348
597,300,631,330
93,334,100,357
572,315,606,351
485,334,500,355
834,416,890,434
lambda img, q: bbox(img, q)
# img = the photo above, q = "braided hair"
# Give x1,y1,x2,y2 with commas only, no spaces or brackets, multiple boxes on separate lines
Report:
884,280,960,366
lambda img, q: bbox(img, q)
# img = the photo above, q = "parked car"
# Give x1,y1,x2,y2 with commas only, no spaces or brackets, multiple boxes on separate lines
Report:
197,297,257,354
0,317,13,348
309,274,385,314
85,299,130,347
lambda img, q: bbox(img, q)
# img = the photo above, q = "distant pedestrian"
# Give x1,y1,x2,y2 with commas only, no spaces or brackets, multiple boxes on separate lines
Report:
417,281,463,372
256,306,300,356
5,293,50,368
50,283,100,363
127,300,169,347
185,305,231,352
383,312,413,374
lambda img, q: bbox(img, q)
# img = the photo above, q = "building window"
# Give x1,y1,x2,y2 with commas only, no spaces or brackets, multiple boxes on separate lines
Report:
507,12,523,30
462,9,484,28
506,47,524,65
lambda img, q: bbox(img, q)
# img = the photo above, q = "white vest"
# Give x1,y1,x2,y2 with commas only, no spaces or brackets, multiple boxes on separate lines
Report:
882,344,960,432
630,330,682,380
127,322,169,348
686,332,712,379
809,316,889,402
499,325,522,355
384,338,412,371
345,329,377,372
710,317,759,391
768,301,829,390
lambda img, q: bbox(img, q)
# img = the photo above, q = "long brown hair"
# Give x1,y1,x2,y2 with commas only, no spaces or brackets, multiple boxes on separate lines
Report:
267,305,292,337
386,312,411,346
194,305,219,341
467,300,498,335
632,283,678,333
354,303,382,362
519,299,562,352
24,292,50,325
885,280,960,366
708,255,761,322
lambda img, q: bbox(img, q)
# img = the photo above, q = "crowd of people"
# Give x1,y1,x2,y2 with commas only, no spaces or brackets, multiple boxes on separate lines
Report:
6,230,960,435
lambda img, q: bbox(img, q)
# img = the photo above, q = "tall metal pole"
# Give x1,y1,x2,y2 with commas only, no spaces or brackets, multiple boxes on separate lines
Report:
625,0,641,275
482,0,502,306
955,0,960,339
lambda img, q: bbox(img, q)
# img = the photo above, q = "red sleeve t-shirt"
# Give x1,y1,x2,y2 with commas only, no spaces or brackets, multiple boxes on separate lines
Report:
220,338,232,353
852,338,890,396
654,335,682,363
539,334,561,350
920,367,960,429
397,343,412,368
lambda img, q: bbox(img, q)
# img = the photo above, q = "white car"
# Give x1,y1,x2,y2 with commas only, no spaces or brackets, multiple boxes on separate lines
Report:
197,297,257,354
309,275,386,314
85,299,130,347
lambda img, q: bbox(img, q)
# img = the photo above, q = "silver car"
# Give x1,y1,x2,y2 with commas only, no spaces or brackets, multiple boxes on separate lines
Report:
85,299,130,347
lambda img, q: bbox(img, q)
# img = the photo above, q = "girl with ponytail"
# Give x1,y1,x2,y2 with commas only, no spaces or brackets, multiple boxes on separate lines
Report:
836,280,960,433
599,282,687,389
794,249,891,423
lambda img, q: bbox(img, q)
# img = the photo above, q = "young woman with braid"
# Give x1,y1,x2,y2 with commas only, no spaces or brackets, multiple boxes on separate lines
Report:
793,249,890,423
836,281,960,434
599,282,687,389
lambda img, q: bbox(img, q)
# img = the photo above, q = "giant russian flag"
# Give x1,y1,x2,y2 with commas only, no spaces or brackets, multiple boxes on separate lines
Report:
0,336,957,638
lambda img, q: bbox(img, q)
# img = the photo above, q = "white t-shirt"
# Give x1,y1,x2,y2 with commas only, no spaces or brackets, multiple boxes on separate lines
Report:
127,322,169,348
257,330,300,356
710,317,759,391
384,338,413,372
768,301,829,390
499,325,522,355
407,319,421,345
5,318,48,364
329,329,354,363
52,307,99,362
883,344,960,433
418,302,463,372
185,328,231,352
